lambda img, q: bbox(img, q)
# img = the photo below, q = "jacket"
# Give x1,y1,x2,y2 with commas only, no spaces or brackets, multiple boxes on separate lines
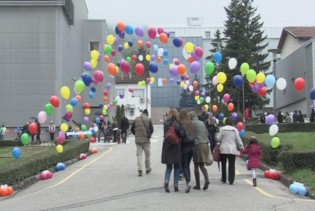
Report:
191,117,209,145
130,114,154,145
216,125,244,155
242,144,262,170
120,116,130,132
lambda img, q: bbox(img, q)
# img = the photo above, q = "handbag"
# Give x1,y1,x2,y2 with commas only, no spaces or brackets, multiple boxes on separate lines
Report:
165,121,180,145
213,145,221,162
140,117,151,138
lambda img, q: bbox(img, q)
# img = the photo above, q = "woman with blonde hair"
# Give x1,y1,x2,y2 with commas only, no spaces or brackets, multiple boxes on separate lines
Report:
161,108,183,192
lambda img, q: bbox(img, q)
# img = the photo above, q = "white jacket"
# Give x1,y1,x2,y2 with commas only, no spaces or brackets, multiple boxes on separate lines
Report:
216,125,244,155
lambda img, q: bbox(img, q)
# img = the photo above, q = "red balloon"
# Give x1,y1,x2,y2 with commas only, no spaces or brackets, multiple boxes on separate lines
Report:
50,95,60,108
294,77,306,92
83,103,90,109
135,63,145,75
103,89,109,96
29,122,38,135
236,122,244,131
258,86,267,96
90,137,96,143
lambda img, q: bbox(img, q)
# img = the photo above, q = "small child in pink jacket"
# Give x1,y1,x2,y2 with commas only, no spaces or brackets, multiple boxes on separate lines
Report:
242,136,262,187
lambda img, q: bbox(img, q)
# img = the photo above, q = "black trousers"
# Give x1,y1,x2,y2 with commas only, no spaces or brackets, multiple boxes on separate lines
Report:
220,154,236,184
121,130,127,143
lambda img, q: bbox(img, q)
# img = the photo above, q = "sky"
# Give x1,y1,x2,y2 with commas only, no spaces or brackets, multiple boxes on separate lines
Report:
85,0,315,28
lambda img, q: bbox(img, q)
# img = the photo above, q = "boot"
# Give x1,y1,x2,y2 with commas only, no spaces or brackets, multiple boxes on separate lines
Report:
138,170,143,177
185,182,191,193
201,168,210,190
253,178,257,187
164,183,170,193
193,170,201,190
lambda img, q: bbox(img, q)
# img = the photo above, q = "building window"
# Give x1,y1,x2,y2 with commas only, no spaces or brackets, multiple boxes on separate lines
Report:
90,42,100,51
132,89,144,98
169,31,175,37
205,31,210,38
158,78,163,87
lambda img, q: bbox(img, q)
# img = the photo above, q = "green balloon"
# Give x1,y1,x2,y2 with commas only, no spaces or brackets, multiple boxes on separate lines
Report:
74,80,86,94
271,137,280,148
81,124,87,131
126,56,132,63
205,61,215,75
104,45,112,55
21,133,30,145
246,69,257,83
45,103,54,116
240,62,249,76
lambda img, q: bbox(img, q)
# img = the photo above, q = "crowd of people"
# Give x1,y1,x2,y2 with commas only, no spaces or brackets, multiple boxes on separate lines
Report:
259,109,314,124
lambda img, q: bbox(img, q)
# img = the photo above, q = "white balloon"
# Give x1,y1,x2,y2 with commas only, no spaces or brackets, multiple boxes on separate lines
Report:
269,124,279,136
138,55,143,61
228,58,238,70
276,78,287,90
197,100,201,104
182,47,191,60
37,111,47,124
205,96,211,103
188,85,194,92
212,76,218,85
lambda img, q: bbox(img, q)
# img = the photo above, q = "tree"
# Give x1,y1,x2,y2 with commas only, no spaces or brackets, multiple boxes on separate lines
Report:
207,0,271,113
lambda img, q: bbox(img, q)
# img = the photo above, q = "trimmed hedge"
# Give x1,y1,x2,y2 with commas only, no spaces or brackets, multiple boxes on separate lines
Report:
0,140,90,185
279,151,315,173
0,140,23,147
246,122,315,134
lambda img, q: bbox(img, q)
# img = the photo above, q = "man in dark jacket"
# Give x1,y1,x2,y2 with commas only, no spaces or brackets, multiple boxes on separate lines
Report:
130,109,154,176
120,114,129,144
198,106,208,123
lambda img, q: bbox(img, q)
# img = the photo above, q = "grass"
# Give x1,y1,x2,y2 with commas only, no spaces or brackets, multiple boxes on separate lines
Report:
289,169,315,192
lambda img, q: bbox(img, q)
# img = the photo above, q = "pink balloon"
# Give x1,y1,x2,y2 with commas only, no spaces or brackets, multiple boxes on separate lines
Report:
57,133,66,144
223,93,231,103
157,27,164,34
37,111,47,124
93,70,104,84
128,87,134,93
148,27,157,39
146,41,152,48
194,46,204,58
121,60,131,74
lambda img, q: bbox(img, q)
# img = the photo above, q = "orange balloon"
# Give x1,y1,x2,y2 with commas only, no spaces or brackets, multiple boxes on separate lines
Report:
76,95,82,102
79,133,85,140
159,32,168,43
178,64,186,75
227,102,234,112
212,105,218,113
117,21,126,32
107,63,117,76
188,57,195,63
193,80,199,87
162,78,167,84
137,40,143,48
7,186,14,195
157,57,162,63
103,55,110,62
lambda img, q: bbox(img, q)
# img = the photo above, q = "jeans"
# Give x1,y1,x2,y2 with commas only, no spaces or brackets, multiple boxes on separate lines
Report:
121,130,128,143
97,129,105,142
164,163,180,188
50,132,55,141
221,154,236,184
182,149,193,183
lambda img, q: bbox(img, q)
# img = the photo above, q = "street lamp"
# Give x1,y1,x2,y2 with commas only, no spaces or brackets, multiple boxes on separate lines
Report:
268,48,281,113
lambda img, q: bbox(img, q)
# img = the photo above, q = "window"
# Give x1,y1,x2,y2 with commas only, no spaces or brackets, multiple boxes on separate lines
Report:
158,78,163,87
90,42,100,51
132,89,144,98
205,31,210,38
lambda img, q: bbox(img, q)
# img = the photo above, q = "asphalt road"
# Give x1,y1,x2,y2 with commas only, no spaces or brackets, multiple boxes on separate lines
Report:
0,125,314,211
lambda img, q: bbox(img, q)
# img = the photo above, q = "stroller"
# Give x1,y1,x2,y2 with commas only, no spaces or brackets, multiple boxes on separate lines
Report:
104,127,113,142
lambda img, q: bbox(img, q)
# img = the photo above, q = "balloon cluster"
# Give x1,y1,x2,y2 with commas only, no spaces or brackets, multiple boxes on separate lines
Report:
0,184,14,197
264,169,281,180
289,182,308,196
39,170,53,180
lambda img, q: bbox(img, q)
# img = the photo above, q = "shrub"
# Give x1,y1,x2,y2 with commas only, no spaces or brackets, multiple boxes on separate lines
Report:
246,123,315,134
279,151,315,173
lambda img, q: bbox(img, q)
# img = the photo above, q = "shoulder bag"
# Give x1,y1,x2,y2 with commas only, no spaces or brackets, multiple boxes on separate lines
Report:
140,117,151,138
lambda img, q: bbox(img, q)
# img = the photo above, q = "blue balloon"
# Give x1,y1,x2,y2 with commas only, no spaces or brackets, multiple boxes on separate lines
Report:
163,49,169,57
265,74,276,89
213,52,223,63
56,162,66,171
218,113,225,120
99,103,104,108
125,24,134,35
12,147,22,159
298,185,308,196
128,40,133,47
81,72,92,87
118,32,125,39
239,129,246,138
70,98,78,107
115,26,121,35
310,87,315,100
173,37,181,47
233,75,243,87
289,183,299,194
91,86,96,92
163,58,169,65
149,62,158,73
95,117,100,124
88,91,95,99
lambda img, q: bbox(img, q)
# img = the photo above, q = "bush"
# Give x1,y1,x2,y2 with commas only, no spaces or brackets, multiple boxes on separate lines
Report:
279,151,315,173
0,140,90,185
246,123,315,134
0,140,23,147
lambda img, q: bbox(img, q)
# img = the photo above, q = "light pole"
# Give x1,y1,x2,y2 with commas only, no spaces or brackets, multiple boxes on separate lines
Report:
268,48,281,113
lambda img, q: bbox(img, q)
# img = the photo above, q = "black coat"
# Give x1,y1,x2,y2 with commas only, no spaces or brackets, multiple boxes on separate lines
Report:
120,117,129,132
161,119,183,165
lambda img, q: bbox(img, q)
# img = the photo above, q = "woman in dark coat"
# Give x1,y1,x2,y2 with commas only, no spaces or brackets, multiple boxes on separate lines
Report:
161,108,183,193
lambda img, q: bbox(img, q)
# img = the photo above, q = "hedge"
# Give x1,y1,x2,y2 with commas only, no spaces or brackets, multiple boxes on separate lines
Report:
246,122,315,134
0,140,90,186
279,151,315,173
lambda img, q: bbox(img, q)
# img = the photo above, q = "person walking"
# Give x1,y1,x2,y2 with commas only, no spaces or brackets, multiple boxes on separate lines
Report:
310,108,315,123
130,109,154,177
197,106,208,122
204,113,218,153
293,110,298,123
161,108,183,193
277,111,284,123
216,117,244,185
35,119,41,145
97,118,106,142
0,124,6,141
189,111,212,191
120,114,130,144
241,136,262,187
48,121,56,145
297,110,304,123
178,109,195,193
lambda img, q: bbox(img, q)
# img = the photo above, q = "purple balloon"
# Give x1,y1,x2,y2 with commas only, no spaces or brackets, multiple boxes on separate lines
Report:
83,116,89,122
266,114,276,125
252,84,260,93
106,83,112,90
84,62,92,71
135,26,144,37
190,61,201,73
169,78,174,83
170,65,179,76
118,44,123,52
231,112,238,122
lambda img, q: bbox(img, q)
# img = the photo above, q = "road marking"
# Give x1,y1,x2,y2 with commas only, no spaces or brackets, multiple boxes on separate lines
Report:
16,147,113,199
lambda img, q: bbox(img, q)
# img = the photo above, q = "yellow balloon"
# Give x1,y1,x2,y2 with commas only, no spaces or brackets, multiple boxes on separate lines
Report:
56,144,64,153
60,86,70,100
90,50,99,60
103,105,108,110
195,95,200,101
180,81,185,87
256,72,266,83
146,54,151,61
85,108,91,115
217,72,227,84
205,104,209,110
185,42,194,54
138,81,142,87
90,59,98,69
124,42,129,49
169,64,174,69
60,123,68,133
106,34,115,45
151,77,155,83
217,84,224,92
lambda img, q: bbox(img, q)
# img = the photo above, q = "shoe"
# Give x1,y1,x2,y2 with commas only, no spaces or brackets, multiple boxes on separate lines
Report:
193,185,200,190
229,182,233,185
221,179,226,184
185,184,191,193
253,178,257,187
164,183,170,193
203,181,210,190
138,170,143,177
174,187,179,192
146,168,152,174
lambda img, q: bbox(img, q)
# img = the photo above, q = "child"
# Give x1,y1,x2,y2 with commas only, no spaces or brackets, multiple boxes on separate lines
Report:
242,136,262,187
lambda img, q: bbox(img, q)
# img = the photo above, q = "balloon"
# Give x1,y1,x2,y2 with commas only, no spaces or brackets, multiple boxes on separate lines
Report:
223,93,231,103
50,95,60,108
256,72,266,83
117,21,126,32
310,87,315,100
173,37,182,47
37,111,47,124
212,105,218,112
103,45,112,55
265,74,276,89
217,72,227,84
239,129,246,138
149,62,158,73
258,86,267,96
233,75,243,87
240,62,250,76
190,61,201,73
94,70,104,84
90,50,99,60
217,84,224,92
194,46,203,58
55,162,66,171
135,63,145,75
212,76,218,85
81,72,92,86
60,86,70,100
57,132,66,144
135,26,144,37
60,123,68,133
21,133,30,145
231,112,239,122
227,103,234,111
213,52,222,63
74,80,86,94
205,61,215,75
56,144,64,153
177,64,186,75
125,24,134,35
236,122,245,131
228,58,238,70
218,113,225,121
148,27,157,39
269,124,279,136
85,108,91,115
271,137,280,148
28,123,37,135
294,77,306,92
205,96,211,103
159,32,168,43
12,147,22,159
276,78,287,90
106,34,115,45
185,42,194,53
84,61,92,71
70,98,78,107
246,69,257,83
266,114,276,125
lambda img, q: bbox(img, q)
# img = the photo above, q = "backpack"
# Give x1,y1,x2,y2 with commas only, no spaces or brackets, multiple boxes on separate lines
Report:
165,121,180,145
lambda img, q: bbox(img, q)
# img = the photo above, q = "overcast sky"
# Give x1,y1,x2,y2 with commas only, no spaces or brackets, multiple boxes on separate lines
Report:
85,0,315,27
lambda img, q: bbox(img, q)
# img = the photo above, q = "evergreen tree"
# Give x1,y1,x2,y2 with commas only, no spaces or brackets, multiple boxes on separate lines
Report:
209,0,271,112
